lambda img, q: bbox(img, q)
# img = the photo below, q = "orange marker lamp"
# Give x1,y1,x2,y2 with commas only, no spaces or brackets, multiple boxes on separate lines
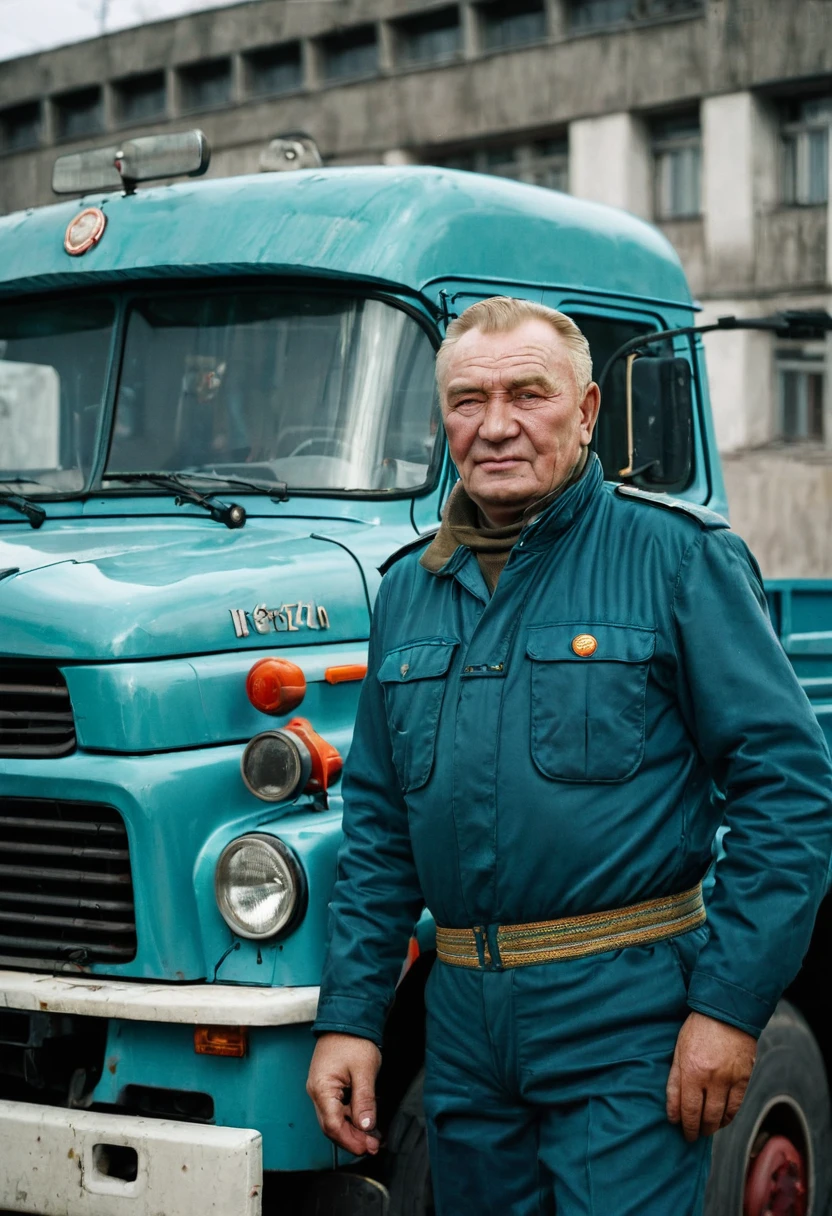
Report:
324,664,367,685
194,1025,248,1058
246,657,306,715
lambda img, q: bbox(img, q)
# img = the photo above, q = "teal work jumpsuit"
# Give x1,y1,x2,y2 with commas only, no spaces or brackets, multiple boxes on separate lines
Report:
314,456,832,1215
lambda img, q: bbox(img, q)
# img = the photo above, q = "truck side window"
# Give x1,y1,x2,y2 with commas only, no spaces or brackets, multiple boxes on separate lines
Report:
566,313,656,482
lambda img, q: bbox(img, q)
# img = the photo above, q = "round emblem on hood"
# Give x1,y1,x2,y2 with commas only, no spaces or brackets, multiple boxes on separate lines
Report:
64,207,106,256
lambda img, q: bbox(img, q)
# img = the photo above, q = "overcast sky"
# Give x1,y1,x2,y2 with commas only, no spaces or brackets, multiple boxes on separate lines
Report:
0,0,253,62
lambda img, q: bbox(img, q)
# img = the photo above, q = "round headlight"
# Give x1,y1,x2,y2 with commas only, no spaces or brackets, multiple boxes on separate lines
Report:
241,730,312,802
215,834,305,940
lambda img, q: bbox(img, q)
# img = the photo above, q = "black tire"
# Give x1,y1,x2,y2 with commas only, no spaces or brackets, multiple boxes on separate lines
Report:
705,1000,832,1216
386,1069,434,1216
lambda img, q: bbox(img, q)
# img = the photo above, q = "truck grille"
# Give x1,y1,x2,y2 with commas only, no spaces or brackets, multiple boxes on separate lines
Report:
0,799,137,965
0,664,76,758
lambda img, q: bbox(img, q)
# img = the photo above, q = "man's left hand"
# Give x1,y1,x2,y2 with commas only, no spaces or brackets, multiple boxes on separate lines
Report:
666,1011,757,1141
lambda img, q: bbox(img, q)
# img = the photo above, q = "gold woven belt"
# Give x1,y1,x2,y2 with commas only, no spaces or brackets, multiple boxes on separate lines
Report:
435,882,705,969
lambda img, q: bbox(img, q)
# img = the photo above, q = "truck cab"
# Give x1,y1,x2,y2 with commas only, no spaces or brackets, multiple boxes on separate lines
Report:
1,145,830,1216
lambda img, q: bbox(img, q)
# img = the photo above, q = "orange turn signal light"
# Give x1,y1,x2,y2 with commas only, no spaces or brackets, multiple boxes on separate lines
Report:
285,716,343,792
246,658,306,715
324,664,368,685
194,1025,248,1058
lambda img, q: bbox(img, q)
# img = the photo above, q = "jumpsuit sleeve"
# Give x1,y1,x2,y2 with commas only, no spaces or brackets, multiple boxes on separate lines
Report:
313,573,425,1047
672,528,832,1037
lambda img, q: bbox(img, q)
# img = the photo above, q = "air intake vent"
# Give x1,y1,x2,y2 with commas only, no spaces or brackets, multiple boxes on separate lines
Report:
0,664,76,758
0,799,136,966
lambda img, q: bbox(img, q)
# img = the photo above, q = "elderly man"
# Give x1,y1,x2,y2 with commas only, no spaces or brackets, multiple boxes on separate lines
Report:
307,298,832,1214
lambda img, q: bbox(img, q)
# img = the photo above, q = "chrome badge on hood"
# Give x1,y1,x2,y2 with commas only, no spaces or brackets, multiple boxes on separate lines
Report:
231,601,331,639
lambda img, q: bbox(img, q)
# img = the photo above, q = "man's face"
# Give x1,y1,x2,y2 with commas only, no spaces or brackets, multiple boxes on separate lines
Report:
440,319,601,525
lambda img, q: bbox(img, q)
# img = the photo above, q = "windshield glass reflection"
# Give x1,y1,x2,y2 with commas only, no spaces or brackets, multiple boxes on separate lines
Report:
106,291,439,494
0,300,114,495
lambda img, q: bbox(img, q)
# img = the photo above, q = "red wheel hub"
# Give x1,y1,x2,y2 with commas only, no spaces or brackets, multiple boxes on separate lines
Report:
744,1134,808,1216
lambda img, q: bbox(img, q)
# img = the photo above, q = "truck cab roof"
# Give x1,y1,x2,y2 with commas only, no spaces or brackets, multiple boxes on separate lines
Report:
0,165,693,309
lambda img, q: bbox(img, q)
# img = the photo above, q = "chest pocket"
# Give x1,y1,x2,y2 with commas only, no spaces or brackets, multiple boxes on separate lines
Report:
526,623,655,783
378,637,458,793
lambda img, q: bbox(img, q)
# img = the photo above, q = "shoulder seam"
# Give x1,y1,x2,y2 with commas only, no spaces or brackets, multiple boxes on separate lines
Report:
378,530,439,577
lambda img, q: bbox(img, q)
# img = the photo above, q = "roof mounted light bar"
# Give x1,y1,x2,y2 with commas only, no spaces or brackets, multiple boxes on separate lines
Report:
52,129,210,196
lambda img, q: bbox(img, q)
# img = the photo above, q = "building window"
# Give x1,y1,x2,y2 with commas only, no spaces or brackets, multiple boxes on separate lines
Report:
435,136,568,192
179,59,233,112
569,0,702,32
246,42,303,98
320,25,378,83
114,72,167,125
781,96,832,207
0,101,41,153
652,112,701,219
395,7,461,67
54,87,103,141
479,0,547,51
778,350,826,442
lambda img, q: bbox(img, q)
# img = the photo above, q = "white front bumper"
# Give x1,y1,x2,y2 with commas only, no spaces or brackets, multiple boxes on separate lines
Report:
0,1100,262,1216
0,969,319,1026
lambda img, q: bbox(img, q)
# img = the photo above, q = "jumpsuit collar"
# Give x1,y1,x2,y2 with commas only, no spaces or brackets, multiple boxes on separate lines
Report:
428,453,605,580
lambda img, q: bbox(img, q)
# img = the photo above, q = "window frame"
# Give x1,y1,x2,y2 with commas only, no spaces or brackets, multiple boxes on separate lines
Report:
780,99,831,207
177,58,234,115
113,71,168,127
432,135,569,192
568,0,703,34
651,114,702,221
319,25,380,85
53,86,104,143
0,100,42,155
477,0,548,52
776,344,827,443
244,42,304,99
394,6,463,68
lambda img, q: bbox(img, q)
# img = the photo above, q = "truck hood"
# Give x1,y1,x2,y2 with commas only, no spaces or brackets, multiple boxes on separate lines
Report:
0,515,374,661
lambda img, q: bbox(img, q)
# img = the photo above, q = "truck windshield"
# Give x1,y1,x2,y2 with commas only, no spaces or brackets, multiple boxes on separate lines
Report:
105,291,440,494
0,299,114,495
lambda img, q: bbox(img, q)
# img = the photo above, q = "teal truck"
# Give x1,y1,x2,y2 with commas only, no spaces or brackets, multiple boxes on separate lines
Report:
0,132,830,1216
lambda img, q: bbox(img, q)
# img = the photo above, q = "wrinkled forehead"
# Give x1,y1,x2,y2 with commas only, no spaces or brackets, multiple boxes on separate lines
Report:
441,320,573,387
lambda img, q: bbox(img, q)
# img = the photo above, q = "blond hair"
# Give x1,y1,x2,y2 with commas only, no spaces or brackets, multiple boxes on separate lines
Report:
436,297,593,397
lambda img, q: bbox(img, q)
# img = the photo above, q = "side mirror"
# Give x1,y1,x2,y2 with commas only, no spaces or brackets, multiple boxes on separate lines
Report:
620,354,693,488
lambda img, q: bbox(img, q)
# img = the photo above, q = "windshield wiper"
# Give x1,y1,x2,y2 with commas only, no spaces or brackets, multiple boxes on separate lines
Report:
102,472,247,529
175,469,290,502
0,476,53,488
0,485,46,529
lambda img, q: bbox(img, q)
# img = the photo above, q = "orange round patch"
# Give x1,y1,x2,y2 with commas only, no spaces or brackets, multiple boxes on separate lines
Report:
571,633,598,657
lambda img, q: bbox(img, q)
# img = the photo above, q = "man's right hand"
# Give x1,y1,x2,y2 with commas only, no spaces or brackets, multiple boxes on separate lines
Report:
306,1032,383,1156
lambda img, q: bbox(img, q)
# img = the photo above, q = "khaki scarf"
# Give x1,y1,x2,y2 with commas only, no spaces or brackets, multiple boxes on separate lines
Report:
421,448,588,593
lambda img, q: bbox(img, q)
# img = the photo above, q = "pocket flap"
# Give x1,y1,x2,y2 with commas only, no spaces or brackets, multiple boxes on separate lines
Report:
526,623,655,664
378,637,459,683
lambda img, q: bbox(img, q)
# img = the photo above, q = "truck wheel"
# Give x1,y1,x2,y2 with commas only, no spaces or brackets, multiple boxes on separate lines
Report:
705,1001,832,1216
386,1069,434,1216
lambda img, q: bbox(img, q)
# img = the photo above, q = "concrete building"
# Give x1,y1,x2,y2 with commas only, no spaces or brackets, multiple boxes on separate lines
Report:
1,0,831,573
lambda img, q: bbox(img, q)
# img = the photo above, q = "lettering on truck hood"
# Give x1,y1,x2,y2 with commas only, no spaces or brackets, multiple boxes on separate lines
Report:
0,517,373,661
